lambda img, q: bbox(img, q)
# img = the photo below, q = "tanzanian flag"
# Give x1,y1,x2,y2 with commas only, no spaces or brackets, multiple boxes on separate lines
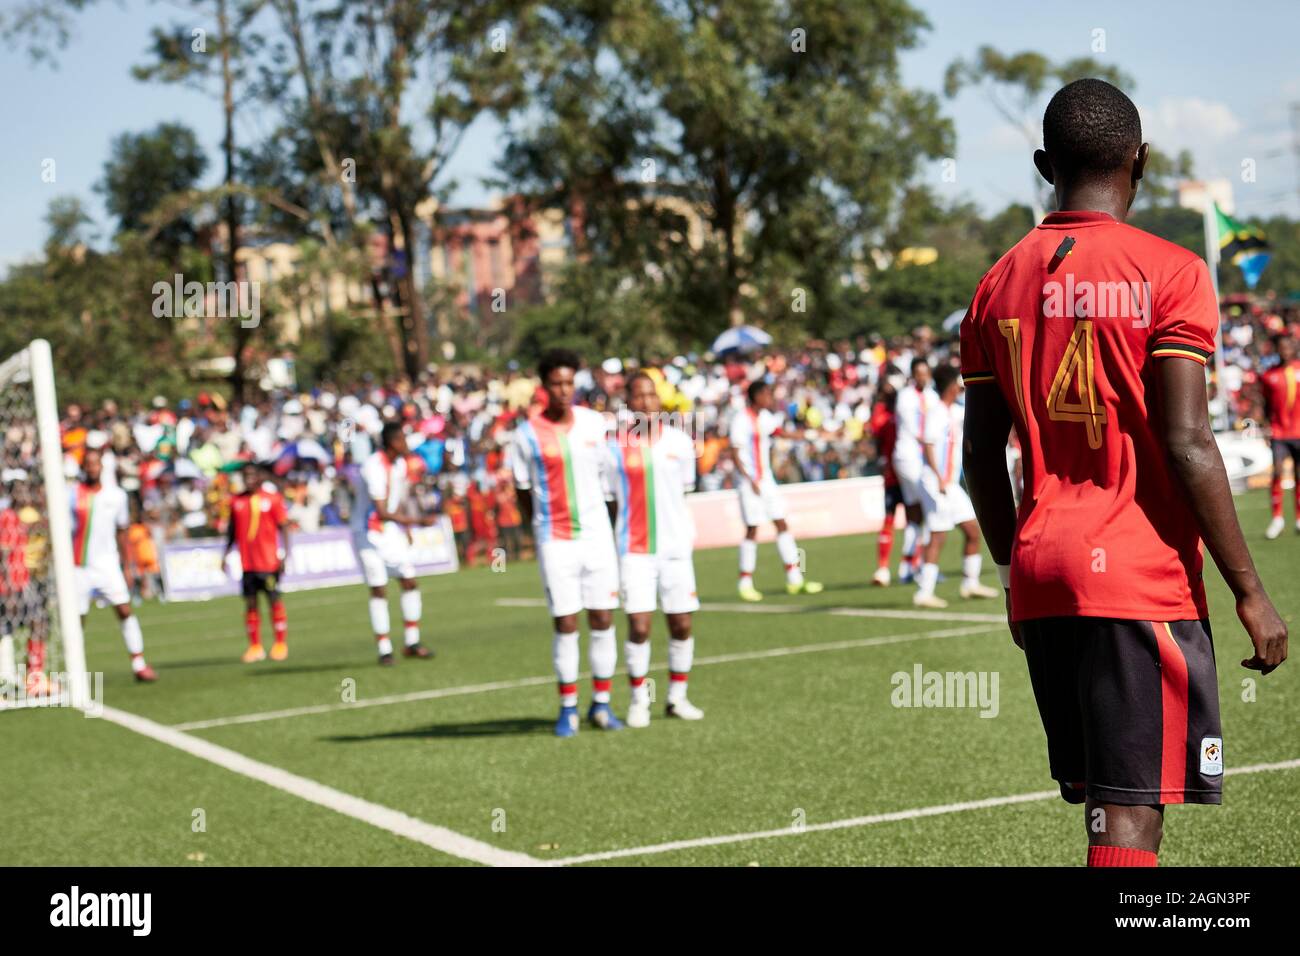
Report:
1215,204,1271,289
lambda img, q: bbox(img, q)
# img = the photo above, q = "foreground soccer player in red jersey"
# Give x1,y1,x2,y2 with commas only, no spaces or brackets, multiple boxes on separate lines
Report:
961,79,1287,867
224,462,292,662
1260,334,1300,538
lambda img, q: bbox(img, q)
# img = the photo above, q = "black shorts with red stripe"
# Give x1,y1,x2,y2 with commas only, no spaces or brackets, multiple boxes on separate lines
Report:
1020,617,1223,807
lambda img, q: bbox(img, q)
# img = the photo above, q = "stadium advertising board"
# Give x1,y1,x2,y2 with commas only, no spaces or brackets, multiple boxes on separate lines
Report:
159,521,459,601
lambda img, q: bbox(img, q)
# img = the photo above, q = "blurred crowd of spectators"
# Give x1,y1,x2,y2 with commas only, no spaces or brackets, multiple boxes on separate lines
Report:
4,296,1296,601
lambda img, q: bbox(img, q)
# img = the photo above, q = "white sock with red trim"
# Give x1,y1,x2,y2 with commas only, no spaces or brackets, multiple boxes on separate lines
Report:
553,631,579,707
399,589,422,646
121,616,146,672
625,639,651,703
667,636,693,703
589,627,616,703
776,531,803,585
739,538,757,585
369,597,392,656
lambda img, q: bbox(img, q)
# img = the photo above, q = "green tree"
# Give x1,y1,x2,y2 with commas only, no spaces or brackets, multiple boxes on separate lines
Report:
98,123,209,261
944,47,1133,220
502,0,954,343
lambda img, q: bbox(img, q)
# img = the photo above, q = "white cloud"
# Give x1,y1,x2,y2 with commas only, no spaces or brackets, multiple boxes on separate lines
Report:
1140,96,1244,151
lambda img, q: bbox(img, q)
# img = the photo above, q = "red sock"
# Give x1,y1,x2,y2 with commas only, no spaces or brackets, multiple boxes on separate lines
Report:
271,602,287,644
877,523,894,568
245,608,261,646
1087,845,1158,867
25,638,46,674
1271,477,1284,518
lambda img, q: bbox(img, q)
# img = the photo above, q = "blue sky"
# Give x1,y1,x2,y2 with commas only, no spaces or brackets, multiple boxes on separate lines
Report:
2,0,1297,270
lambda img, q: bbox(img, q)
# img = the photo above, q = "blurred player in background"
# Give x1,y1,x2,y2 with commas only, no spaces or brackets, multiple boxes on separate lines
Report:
1261,333,1300,539
870,383,902,586
891,357,941,585
729,379,822,601
352,422,434,665
962,78,1286,868
606,372,704,728
911,365,999,608
512,349,623,736
224,462,291,662
73,448,156,682
0,483,52,694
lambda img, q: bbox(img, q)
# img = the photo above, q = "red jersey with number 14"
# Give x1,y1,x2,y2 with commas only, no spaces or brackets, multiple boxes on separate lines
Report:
959,210,1217,623
230,491,288,573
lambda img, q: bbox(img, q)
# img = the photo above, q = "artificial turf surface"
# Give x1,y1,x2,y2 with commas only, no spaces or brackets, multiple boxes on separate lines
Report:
2,489,1295,866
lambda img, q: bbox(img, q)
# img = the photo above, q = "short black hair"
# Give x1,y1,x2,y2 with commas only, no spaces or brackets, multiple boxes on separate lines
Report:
381,421,405,450
910,355,930,374
626,370,655,392
1042,78,1141,179
933,363,961,394
538,348,581,382
746,378,771,404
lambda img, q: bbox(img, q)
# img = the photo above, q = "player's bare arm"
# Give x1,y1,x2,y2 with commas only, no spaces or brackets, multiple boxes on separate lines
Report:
1157,358,1288,674
962,383,1019,644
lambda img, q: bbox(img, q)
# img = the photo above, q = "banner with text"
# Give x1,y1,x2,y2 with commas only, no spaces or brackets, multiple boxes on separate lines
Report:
160,521,459,602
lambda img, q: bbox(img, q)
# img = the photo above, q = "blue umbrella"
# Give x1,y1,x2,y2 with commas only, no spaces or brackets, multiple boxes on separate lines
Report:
710,325,773,355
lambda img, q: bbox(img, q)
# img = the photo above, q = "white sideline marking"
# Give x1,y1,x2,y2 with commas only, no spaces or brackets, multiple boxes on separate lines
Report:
496,596,1005,623
98,704,543,867
172,623,1000,731
547,758,1300,866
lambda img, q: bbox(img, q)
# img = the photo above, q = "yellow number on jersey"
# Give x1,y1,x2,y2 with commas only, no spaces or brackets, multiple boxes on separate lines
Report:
996,319,1026,421
1046,320,1107,449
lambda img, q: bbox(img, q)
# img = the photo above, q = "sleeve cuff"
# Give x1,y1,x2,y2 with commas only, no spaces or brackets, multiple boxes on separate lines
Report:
1150,341,1212,365
961,370,996,385
995,563,1011,589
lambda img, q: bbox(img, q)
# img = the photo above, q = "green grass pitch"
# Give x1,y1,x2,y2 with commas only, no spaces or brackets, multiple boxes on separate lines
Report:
2,489,1296,866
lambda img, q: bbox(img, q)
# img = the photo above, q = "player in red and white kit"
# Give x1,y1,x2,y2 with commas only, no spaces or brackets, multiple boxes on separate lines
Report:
962,79,1285,867
728,379,822,601
352,422,434,665
892,357,943,586
72,448,156,682
605,372,704,727
1260,334,1300,539
910,365,999,608
224,462,292,662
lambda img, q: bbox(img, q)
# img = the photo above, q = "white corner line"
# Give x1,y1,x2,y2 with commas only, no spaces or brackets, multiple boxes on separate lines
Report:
98,704,545,867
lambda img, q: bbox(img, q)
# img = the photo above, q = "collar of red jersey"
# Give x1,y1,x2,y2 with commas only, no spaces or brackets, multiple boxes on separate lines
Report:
1038,210,1117,228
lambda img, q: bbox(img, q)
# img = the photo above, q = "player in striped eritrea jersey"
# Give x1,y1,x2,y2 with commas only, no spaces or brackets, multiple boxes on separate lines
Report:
1260,334,1300,539
223,462,292,663
891,357,942,585
910,365,999,609
604,372,704,728
70,448,156,682
727,379,822,601
961,79,1286,868
511,348,623,737
351,422,435,666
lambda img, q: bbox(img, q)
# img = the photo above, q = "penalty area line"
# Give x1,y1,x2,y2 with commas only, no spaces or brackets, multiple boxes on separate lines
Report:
97,704,544,867
548,758,1300,866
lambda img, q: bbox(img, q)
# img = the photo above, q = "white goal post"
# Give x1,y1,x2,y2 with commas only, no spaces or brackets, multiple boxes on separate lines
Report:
0,339,89,709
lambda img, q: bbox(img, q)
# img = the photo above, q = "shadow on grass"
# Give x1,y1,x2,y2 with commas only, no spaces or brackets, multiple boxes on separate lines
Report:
325,717,554,742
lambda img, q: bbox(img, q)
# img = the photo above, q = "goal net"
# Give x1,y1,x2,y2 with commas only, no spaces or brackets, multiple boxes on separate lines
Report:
0,340,89,710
